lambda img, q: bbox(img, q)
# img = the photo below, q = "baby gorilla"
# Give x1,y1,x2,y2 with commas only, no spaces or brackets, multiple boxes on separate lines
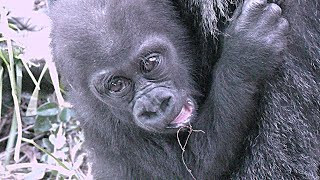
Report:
50,0,288,179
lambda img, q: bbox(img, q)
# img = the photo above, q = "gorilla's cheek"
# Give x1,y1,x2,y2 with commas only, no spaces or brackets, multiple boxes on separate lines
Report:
132,87,195,132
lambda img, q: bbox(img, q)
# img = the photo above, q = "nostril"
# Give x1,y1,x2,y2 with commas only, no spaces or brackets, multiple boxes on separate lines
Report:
140,111,157,118
160,97,171,112
134,96,173,120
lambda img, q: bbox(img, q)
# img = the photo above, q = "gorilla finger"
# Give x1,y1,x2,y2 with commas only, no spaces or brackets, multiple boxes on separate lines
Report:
258,3,283,27
238,0,267,25
242,0,267,13
264,3,282,18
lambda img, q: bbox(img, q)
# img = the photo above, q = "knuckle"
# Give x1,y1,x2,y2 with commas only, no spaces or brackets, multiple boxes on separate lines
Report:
273,40,287,52
263,34,285,48
278,17,289,31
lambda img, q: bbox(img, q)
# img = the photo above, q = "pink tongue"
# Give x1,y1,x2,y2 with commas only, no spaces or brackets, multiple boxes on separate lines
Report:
171,104,192,124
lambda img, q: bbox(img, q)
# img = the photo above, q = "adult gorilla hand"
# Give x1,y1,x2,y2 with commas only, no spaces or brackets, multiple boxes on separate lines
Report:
221,0,289,81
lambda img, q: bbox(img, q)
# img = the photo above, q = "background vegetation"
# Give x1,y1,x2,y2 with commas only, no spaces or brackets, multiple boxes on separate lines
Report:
0,0,91,179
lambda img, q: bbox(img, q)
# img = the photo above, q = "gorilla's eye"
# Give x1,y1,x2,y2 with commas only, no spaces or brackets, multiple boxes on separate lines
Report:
107,76,131,93
140,53,162,73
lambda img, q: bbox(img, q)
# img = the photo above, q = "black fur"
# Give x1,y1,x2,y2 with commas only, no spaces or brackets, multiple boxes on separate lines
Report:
50,0,320,179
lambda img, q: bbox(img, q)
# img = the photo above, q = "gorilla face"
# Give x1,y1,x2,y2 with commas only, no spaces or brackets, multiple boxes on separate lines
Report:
88,35,197,132
50,0,200,133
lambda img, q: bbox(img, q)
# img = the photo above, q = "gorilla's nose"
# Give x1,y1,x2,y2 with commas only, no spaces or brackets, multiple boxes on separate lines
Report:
133,90,175,127
139,96,171,118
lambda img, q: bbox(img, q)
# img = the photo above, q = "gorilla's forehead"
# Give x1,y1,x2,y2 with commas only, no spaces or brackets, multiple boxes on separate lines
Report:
53,0,177,38
51,0,180,62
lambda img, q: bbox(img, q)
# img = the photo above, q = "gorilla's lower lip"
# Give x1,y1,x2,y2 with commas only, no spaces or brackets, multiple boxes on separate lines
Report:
166,98,194,129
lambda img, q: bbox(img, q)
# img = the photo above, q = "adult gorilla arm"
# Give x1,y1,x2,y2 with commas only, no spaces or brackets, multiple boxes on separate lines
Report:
189,0,289,178
232,0,320,178
186,0,320,178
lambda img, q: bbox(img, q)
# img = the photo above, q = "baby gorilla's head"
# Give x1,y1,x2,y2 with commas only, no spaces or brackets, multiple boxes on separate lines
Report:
51,0,200,133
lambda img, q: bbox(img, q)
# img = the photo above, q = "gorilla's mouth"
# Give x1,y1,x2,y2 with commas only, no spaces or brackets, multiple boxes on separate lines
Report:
166,98,195,129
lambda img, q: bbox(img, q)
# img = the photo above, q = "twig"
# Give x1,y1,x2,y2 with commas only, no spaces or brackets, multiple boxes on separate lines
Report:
176,123,205,180
47,60,72,108
0,6,23,163
0,125,34,143
22,138,70,170
5,162,74,177
0,133,44,160
0,66,3,123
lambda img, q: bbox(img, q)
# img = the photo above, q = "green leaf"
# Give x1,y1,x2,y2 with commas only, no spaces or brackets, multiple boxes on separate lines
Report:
25,89,39,116
22,116,36,125
42,138,54,152
0,49,9,65
37,102,59,116
34,116,52,133
15,61,23,101
59,108,74,122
